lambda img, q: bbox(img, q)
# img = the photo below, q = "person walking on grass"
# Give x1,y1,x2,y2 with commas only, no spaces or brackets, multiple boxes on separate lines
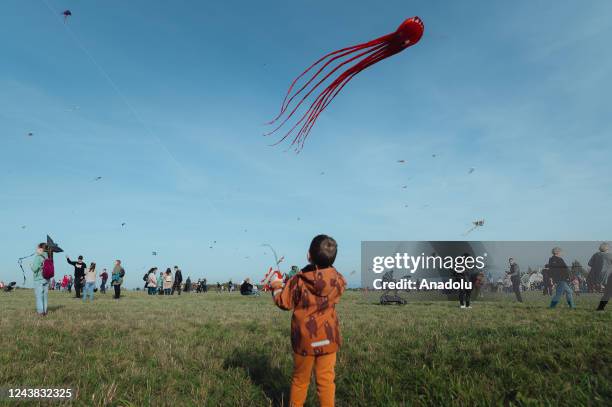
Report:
506,257,523,303
82,262,97,303
589,242,612,311
157,269,164,295
548,247,575,309
454,253,474,309
66,255,86,298
270,234,346,407
163,268,173,295
100,268,108,294
542,265,552,296
31,242,50,316
147,268,158,295
111,260,125,299
172,266,183,295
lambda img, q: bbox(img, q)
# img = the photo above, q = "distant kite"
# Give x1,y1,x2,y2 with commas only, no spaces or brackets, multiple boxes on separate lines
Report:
266,17,424,151
62,10,72,23
121,222,126,227
464,219,485,236
397,160,406,163
93,176,102,182
468,168,475,174
27,132,33,137
152,251,157,256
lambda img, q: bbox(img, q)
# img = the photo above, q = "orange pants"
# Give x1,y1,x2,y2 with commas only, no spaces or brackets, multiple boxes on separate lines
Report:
290,352,337,407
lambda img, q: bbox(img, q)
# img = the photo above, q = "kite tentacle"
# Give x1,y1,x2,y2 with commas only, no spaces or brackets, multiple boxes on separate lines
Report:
268,34,394,125
278,46,390,149
290,46,395,149
265,43,389,139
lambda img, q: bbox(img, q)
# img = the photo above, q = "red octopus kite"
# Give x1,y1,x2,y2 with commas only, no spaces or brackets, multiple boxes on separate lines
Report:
266,17,424,151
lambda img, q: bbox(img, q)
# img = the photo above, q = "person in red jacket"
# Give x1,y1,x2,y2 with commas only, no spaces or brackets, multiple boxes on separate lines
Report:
271,234,346,407
100,268,109,294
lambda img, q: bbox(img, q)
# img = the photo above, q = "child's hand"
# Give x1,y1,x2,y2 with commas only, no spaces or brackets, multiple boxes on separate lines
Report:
270,273,283,290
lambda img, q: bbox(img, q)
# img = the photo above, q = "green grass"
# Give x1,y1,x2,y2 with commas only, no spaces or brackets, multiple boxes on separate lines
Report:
0,289,610,406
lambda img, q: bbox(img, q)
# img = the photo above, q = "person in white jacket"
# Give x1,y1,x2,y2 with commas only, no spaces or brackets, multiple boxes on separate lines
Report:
82,262,97,303
147,268,158,295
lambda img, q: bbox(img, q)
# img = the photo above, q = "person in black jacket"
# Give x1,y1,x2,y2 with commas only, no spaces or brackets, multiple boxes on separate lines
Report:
172,266,183,295
454,253,474,308
66,255,86,298
240,278,255,296
589,242,612,311
548,247,575,309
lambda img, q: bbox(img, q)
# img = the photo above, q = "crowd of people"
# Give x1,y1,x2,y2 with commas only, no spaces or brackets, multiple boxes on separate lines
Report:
28,244,126,315
450,243,611,310
18,236,612,406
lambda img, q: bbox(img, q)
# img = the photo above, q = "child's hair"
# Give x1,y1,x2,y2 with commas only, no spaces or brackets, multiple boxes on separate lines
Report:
37,243,48,251
90,262,96,270
309,234,338,268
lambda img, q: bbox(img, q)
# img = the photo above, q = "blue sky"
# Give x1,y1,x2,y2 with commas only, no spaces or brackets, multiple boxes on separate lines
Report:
1,0,611,288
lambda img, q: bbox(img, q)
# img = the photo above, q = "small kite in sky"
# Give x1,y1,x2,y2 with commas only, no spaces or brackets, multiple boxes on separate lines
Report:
320,171,325,176
297,217,301,221
27,132,33,137
65,106,80,112
93,176,102,182
266,17,424,151
62,10,72,23
350,270,357,276
152,251,157,256
464,219,485,236
402,185,407,189
432,154,437,158
397,160,406,163
121,222,126,227
21,225,26,229
468,168,475,174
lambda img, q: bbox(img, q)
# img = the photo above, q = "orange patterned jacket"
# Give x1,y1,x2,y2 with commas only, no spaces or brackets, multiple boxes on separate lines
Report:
273,265,346,356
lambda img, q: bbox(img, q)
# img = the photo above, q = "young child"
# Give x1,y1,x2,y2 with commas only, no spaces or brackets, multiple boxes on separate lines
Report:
270,234,346,407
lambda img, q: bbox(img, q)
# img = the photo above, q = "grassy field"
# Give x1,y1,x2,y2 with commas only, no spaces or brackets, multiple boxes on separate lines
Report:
0,289,610,406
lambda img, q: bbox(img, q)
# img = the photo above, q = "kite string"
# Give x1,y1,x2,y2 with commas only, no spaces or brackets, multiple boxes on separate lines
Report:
17,253,35,284
38,0,220,216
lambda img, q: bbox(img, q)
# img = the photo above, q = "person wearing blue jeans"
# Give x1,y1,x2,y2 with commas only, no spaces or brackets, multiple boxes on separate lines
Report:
147,268,158,295
31,242,50,316
82,262,97,303
548,247,575,309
